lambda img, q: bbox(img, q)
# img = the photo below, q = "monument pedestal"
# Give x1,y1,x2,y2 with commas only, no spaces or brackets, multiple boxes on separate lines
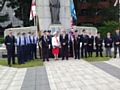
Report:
49,24,63,34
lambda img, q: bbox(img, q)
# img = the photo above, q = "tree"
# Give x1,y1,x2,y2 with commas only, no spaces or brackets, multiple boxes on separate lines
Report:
0,0,9,22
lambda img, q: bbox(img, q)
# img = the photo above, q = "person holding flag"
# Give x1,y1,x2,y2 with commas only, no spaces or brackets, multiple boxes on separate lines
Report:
70,0,77,58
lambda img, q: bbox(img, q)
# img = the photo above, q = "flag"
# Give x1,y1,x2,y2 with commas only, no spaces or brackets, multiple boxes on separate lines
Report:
70,0,77,20
30,0,36,20
37,16,41,38
114,0,120,6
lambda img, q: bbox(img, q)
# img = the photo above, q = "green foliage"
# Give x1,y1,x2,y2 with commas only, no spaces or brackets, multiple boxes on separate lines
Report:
81,24,93,27
0,14,9,23
6,0,33,26
0,36,4,44
97,21,120,38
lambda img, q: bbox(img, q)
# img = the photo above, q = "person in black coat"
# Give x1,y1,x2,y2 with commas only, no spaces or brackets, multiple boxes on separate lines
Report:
112,28,120,58
4,30,16,67
87,32,94,57
81,29,88,58
47,30,53,58
74,30,81,59
41,30,50,62
95,32,103,57
104,32,113,57
60,29,68,60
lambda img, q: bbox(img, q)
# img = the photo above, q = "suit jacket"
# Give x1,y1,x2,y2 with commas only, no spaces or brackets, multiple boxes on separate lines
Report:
41,35,50,49
60,34,68,47
88,36,94,47
112,33,120,45
80,34,88,47
4,35,15,50
74,35,81,48
104,36,113,48
95,36,103,47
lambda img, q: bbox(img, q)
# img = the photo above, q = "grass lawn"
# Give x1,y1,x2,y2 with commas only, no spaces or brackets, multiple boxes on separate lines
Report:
0,59,43,68
83,52,114,62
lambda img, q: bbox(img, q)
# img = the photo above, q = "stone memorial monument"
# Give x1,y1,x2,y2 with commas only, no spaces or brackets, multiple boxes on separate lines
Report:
36,0,71,34
49,0,60,24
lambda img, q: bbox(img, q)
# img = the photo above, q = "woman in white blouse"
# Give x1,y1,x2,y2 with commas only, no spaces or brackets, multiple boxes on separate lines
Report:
52,32,60,60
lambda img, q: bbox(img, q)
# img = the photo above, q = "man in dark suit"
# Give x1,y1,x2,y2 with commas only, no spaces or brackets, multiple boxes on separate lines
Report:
87,32,94,57
68,31,74,57
113,28,120,58
4,30,16,67
104,32,113,57
41,30,50,62
95,32,103,57
31,32,38,59
81,29,88,58
60,29,68,60
47,30,53,58
74,30,81,59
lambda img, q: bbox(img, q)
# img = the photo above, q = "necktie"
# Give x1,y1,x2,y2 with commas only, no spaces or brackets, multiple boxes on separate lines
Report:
33,37,35,44
19,37,21,46
29,36,32,44
24,37,26,45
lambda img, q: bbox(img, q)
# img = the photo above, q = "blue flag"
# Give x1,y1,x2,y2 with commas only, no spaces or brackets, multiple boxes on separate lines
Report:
70,0,77,20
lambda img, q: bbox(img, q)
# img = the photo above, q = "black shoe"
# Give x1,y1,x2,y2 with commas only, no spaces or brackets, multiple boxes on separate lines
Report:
74,58,77,59
8,64,11,67
66,58,68,60
100,56,103,57
114,56,116,58
96,56,98,57
62,59,64,60
12,63,16,64
43,60,45,62
47,59,49,61
35,58,38,59
106,56,108,57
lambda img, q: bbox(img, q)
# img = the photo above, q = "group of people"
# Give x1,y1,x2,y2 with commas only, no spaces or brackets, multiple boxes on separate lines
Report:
42,28,120,61
4,30,38,67
4,28,120,67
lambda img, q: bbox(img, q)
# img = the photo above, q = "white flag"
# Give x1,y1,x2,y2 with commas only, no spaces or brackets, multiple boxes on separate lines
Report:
30,0,36,20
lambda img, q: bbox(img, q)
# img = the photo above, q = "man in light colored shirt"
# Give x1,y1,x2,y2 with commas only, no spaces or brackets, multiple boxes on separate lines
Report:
16,32,22,65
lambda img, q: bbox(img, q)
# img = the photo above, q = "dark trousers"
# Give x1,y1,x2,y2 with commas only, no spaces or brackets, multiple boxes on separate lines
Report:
74,47,80,59
87,46,93,57
114,45,120,57
17,46,22,64
31,44,37,59
96,46,103,57
42,48,49,61
7,46,15,65
81,46,87,58
61,46,68,59
27,44,32,60
69,41,73,57
21,45,27,63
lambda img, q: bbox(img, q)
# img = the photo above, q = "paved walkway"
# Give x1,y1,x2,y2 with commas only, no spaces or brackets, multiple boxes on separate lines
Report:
0,57,120,90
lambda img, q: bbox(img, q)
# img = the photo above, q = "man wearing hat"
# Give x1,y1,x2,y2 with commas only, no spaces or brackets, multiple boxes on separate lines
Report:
26,32,32,61
47,30,53,57
4,30,16,67
31,32,38,59
74,30,81,59
95,32,103,57
80,29,88,58
16,32,22,65
41,30,50,62
21,32,27,62
112,28,120,58
60,29,68,60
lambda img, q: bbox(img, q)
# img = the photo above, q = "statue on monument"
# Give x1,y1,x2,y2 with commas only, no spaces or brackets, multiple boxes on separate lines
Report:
49,0,61,24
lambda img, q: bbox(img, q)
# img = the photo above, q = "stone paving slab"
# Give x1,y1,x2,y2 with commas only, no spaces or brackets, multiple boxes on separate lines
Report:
44,58,120,90
90,62,120,79
21,66,50,90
